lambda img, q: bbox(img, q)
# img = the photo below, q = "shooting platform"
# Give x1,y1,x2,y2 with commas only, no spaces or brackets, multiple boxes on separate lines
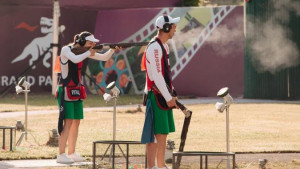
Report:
172,151,235,169
92,140,146,169
0,126,16,151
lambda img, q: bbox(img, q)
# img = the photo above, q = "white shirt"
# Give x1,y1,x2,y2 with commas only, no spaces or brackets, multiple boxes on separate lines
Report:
145,41,172,102
60,45,114,79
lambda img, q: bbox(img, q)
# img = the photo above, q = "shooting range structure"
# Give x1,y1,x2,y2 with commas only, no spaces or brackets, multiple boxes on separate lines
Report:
244,0,300,99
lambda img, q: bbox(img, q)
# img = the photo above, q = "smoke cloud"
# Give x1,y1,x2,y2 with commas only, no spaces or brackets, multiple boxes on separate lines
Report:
248,0,300,73
172,14,244,58
172,26,203,57
206,15,244,57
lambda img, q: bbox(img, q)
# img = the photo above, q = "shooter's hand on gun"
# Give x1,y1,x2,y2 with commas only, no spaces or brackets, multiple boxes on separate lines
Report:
152,84,191,118
167,97,179,109
168,89,191,118
89,45,121,56
89,43,97,56
111,45,122,52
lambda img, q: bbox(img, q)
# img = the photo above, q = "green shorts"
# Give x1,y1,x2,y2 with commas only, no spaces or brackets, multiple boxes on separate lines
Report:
149,91,175,134
57,86,84,119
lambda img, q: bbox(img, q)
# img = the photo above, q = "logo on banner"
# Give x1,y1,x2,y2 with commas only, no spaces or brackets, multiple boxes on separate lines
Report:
11,17,65,69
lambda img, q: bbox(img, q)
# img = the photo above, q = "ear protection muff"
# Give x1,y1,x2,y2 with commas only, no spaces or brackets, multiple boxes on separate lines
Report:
162,16,172,33
77,32,92,46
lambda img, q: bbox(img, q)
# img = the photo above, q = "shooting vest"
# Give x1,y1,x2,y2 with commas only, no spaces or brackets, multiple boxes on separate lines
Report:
60,45,87,101
143,38,174,110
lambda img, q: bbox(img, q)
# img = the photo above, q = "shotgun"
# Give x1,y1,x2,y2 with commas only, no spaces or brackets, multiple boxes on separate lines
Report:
71,42,149,54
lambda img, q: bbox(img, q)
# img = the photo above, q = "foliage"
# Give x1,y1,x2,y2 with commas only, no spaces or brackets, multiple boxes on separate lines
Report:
178,0,200,6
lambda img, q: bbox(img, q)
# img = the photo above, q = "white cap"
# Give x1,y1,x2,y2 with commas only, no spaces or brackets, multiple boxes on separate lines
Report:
155,15,180,29
85,35,99,43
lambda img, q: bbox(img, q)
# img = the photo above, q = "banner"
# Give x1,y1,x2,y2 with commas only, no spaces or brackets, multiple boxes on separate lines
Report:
86,6,244,97
0,6,97,93
0,5,244,97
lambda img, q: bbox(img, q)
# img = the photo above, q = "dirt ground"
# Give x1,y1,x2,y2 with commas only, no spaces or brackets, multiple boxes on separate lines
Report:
1,99,300,169
92,153,300,169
